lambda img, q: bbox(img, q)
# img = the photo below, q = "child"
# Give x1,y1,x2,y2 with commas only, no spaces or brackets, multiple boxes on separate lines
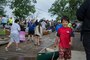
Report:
55,16,74,60
5,19,21,51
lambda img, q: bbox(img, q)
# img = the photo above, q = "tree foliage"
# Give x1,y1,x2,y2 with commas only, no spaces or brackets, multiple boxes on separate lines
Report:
49,0,84,20
0,0,7,15
10,0,36,18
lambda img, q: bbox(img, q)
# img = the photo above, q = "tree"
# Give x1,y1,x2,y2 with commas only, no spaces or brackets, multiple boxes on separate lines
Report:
68,0,84,20
49,0,84,20
10,0,36,19
0,0,7,15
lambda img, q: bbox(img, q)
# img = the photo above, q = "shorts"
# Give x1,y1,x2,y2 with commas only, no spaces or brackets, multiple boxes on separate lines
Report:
10,33,20,43
28,30,34,35
59,48,71,59
1,23,6,27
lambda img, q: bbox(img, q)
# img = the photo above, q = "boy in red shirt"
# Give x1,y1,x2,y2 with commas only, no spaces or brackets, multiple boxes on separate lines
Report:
55,16,74,60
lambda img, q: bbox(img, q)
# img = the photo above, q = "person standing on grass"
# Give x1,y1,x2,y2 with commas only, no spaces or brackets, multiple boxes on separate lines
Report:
5,19,21,51
55,16,74,60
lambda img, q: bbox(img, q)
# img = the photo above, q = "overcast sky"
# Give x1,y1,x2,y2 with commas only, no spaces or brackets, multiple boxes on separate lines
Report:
5,0,56,20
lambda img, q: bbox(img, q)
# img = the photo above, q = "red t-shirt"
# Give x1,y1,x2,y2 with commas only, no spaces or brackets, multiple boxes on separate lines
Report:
58,27,73,48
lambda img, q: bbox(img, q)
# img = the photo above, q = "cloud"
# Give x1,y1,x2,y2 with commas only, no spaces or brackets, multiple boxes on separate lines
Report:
5,0,56,20
35,0,56,20
35,0,55,12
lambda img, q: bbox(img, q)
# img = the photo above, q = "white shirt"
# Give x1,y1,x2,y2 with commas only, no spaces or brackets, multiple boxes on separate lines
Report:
41,21,46,29
35,25,43,38
11,23,21,34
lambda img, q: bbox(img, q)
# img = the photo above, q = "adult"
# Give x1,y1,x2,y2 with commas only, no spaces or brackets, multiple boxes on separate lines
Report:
8,17,13,26
1,15,7,29
34,23,43,46
5,19,21,51
28,20,36,41
41,20,46,30
76,0,90,60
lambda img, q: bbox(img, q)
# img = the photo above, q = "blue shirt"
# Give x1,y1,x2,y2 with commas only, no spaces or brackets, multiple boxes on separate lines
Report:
28,22,36,31
55,24,63,32
1,17,7,23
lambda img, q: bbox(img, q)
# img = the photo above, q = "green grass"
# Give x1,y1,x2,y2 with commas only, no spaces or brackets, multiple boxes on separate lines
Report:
0,29,6,35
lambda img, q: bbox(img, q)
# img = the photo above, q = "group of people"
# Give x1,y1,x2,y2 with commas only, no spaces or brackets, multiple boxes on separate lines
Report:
3,16,81,60
0,15,13,29
27,20,43,46
4,18,56,51
5,19,43,51
2,0,90,60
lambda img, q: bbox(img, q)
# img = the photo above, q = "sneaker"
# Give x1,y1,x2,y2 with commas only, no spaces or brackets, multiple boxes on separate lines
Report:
5,47,8,51
16,48,21,51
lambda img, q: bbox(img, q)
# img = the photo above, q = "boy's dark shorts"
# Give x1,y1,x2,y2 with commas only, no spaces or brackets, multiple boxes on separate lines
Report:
28,30,34,35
